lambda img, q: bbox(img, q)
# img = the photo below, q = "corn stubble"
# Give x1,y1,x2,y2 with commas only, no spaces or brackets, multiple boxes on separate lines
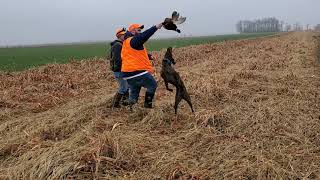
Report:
0,32,319,179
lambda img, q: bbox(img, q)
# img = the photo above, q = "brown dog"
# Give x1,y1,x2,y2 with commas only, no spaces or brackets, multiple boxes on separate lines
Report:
160,47,194,114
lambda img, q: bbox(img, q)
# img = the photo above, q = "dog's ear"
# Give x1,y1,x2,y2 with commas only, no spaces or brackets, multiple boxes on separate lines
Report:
165,47,174,60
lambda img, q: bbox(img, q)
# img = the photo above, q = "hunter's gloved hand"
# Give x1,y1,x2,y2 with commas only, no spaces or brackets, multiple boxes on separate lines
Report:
148,54,154,60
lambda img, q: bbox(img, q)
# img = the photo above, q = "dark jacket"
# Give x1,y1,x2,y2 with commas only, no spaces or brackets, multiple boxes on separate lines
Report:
122,26,158,78
109,40,123,72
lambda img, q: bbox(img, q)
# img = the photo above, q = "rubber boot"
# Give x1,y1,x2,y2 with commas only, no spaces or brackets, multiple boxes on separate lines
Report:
121,91,129,106
112,92,123,108
144,92,154,108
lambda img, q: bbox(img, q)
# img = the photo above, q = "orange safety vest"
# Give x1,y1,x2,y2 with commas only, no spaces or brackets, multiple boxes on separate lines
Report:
121,37,154,73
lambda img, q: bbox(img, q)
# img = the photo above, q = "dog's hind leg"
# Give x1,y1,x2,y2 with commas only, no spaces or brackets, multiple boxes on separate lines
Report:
174,89,183,114
183,92,194,113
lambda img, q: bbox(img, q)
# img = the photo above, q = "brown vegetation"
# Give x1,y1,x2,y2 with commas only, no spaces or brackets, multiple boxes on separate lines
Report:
0,32,319,179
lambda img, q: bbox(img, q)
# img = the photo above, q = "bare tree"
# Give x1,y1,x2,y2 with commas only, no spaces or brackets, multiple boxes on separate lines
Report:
236,21,243,33
279,21,285,32
236,17,282,33
293,22,303,31
284,23,291,32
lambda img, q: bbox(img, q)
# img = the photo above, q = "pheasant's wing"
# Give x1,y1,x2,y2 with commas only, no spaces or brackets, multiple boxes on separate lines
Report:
173,17,186,25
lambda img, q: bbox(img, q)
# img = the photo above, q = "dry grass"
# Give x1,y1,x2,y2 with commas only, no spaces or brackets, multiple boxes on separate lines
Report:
0,32,319,179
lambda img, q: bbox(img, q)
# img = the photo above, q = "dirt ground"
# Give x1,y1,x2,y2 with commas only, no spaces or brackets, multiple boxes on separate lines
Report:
0,32,319,179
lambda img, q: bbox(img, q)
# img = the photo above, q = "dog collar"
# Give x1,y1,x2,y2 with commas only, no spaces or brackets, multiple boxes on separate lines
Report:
163,58,172,65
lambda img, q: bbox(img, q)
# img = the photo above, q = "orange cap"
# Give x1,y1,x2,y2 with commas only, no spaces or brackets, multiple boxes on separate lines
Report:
116,28,126,37
128,24,144,32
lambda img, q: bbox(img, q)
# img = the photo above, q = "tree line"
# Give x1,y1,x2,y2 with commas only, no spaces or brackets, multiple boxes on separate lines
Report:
236,17,282,33
236,17,306,33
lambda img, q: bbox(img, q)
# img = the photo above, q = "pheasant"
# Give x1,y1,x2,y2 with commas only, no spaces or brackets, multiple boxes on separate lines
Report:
163,11,186,33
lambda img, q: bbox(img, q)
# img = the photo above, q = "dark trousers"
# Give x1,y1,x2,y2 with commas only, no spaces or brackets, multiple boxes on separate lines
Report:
126,73,157,103
113,72,128,95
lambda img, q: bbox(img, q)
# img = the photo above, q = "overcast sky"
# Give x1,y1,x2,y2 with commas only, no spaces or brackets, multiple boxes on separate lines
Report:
0,0,319,46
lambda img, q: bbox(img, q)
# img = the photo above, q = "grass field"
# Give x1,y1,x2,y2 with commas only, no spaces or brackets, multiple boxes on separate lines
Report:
1,32,319,179
0,33,275,72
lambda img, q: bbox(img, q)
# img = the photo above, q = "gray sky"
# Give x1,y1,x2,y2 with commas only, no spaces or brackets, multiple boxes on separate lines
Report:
0,0,319,46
